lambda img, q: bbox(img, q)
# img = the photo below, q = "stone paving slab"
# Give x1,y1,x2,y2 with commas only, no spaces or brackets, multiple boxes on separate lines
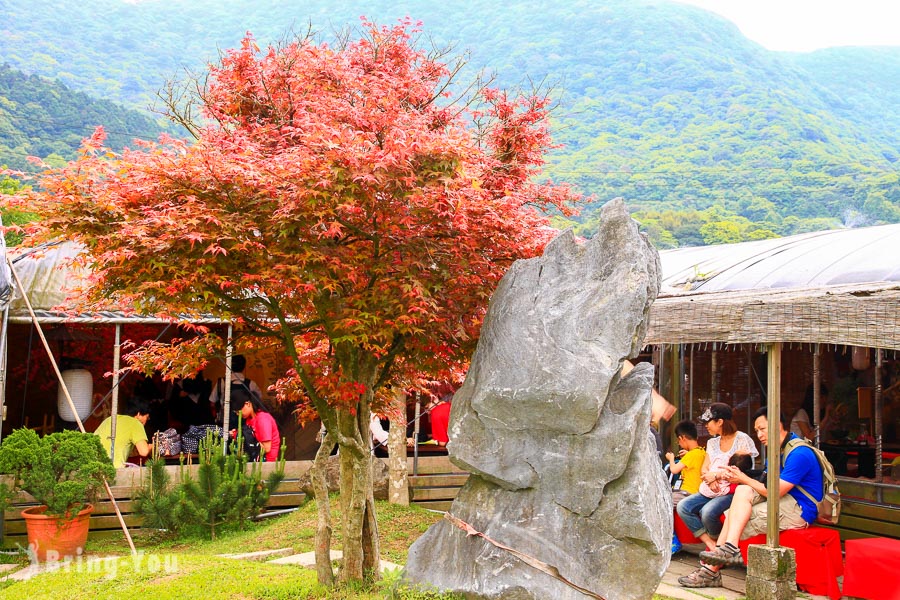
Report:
218,547,295,561
268,549,401,573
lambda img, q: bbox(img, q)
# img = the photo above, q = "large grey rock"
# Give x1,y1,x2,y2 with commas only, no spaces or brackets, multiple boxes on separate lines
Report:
403,199,669,600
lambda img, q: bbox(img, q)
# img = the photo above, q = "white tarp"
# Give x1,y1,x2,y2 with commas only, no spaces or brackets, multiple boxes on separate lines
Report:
660,223,900,295
9,242,90,312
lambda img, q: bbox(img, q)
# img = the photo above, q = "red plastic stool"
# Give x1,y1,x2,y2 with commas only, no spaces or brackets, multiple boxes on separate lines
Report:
739,527,843,600
843,537,900,600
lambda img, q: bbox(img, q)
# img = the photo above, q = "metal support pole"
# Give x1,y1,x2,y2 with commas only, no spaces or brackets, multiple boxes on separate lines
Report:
108,324,122,463
222,324,233,455
412,391,421,476
766,342,782,547
875,348,883,483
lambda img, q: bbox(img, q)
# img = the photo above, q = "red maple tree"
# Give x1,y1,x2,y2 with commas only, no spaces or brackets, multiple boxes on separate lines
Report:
7,20,579,583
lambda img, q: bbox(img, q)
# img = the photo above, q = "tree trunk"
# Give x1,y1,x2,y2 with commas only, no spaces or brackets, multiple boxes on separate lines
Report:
387,388,410,505
311,431,335,587
335,401,380,583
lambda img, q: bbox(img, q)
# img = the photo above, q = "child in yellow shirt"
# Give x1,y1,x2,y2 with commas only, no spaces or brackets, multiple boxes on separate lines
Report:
666,420,706,506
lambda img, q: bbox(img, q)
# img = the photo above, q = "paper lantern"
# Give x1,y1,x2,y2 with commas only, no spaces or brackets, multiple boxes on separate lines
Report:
58,369,93,421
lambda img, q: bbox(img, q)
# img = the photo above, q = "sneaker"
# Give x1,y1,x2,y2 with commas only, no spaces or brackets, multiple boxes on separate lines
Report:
699,543,744,567
678,566,722,588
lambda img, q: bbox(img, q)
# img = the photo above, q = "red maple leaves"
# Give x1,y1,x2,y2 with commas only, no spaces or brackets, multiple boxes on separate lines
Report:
7,20,580,414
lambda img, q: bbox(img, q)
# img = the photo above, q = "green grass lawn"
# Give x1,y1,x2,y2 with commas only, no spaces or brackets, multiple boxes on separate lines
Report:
0,499,683,599
0,500,450,599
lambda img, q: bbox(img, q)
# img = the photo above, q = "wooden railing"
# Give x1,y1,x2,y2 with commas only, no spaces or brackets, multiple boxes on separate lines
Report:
0,461,310,549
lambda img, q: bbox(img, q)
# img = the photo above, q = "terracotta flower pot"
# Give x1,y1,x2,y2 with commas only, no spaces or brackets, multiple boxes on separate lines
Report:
21,504,93,561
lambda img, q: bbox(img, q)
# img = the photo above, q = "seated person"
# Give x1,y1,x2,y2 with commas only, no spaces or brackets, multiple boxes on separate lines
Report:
705,452,753,496
231,387,281,462
665,420,705,505
679,407,824,589
93,398,153,468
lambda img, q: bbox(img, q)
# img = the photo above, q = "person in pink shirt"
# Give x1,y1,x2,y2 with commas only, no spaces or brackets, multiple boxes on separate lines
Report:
233,388,281,462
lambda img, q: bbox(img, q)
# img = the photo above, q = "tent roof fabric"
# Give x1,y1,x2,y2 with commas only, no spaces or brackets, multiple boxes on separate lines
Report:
659,224,900,294
6,227,900,347
8,242,90,313
6,242,225,324
648,224,900,349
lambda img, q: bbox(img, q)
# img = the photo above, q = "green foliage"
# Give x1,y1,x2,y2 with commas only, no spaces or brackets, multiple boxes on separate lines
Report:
2,0,900,243
0,64,170,173
136,430,285,540
0,173,34,245
132,456,189,536
0,428,116,519
376,568,464,599
0,554,328,600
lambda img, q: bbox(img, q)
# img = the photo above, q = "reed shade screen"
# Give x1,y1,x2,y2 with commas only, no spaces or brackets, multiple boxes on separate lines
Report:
646,283,900,350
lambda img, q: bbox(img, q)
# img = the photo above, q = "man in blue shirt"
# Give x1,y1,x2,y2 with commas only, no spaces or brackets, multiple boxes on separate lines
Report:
679,406,823,588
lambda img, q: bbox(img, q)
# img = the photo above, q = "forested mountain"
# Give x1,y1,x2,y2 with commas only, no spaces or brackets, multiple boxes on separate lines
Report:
0,65,169,171
2,0,899,247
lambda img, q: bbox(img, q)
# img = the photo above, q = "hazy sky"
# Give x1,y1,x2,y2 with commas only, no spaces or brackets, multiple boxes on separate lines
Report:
676,0,900,52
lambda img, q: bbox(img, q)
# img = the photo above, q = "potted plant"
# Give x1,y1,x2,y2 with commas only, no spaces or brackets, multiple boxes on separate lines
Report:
0,428,116,561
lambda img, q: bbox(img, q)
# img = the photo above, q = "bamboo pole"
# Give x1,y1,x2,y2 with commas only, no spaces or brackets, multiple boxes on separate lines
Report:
0,305,8,444
6,256,137,556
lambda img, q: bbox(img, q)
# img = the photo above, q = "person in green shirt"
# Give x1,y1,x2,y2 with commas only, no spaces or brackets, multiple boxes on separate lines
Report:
94,398,153,468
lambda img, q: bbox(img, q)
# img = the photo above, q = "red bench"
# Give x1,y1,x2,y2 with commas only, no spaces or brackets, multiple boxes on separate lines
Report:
842,537,900,600
673,511,703,544
673,510,726,545
739,527,842,600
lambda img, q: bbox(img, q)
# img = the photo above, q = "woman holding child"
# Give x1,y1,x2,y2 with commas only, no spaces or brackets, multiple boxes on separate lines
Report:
675,402,759,551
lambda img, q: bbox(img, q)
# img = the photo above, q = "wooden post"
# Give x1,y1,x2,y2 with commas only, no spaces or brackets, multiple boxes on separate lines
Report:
875,348,883,483
412,391,421,476
711,348,719,403
688,344,694,420
766,342,782,546
387,388,410,505
813,346,821,447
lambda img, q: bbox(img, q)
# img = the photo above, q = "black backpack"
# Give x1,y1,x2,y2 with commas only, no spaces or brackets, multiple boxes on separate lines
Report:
231,416,262,462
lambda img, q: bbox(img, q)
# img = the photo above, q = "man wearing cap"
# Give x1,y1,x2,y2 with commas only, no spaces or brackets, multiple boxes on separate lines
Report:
678,406,823,588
